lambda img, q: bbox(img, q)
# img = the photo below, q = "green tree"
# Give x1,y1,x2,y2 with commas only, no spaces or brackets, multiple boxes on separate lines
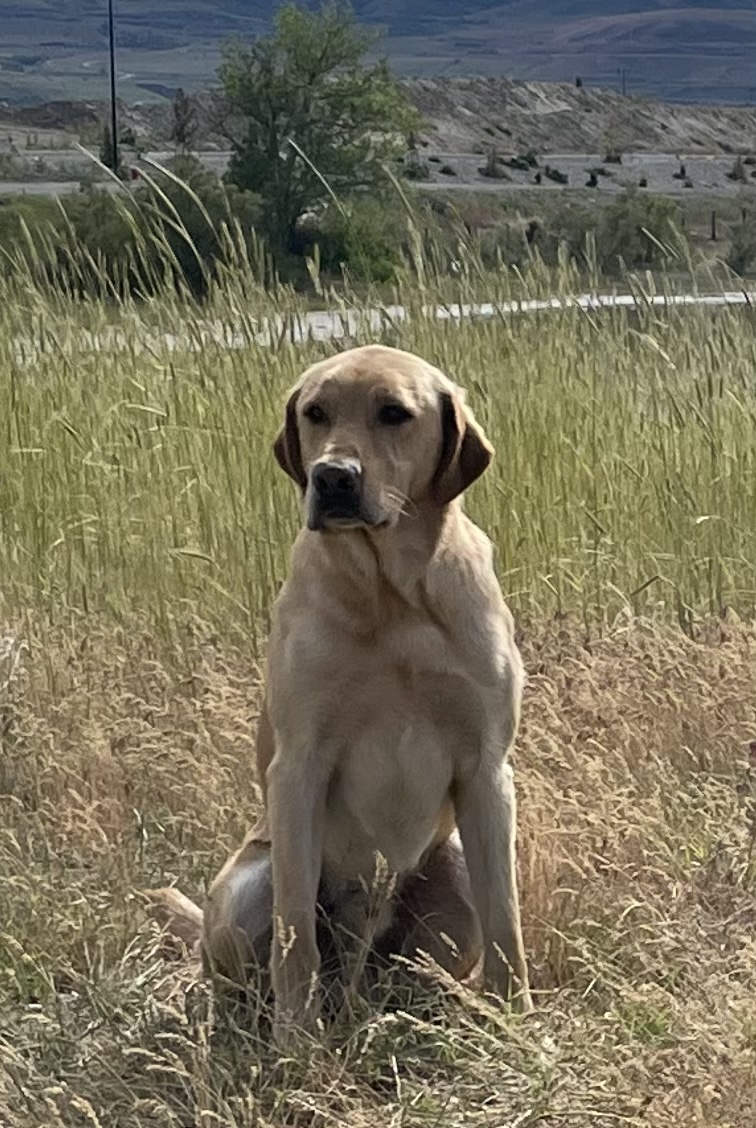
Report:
219,1,419,252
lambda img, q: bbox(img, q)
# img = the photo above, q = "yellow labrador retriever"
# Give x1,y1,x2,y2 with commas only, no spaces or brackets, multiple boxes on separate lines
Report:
149,343,532,1039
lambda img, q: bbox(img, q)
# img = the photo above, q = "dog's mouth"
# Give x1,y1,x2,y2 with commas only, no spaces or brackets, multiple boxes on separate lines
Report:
306,490,388,533
307,503,385,533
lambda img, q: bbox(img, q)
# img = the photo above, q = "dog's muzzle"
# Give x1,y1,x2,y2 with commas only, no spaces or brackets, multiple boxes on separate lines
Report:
307,458,370,530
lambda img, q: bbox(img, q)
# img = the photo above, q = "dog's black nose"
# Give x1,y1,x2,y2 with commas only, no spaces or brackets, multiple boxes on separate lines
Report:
311,460,360,499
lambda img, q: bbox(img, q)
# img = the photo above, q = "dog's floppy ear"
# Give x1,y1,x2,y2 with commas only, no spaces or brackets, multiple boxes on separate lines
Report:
432,390,494,506
273,390,307,490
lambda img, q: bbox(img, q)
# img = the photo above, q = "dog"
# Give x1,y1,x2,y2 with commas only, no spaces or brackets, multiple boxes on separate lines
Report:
148,343,533,1042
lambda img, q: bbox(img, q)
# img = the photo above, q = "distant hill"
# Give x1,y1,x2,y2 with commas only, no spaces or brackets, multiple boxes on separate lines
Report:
2,2,756,106
6,76,756,162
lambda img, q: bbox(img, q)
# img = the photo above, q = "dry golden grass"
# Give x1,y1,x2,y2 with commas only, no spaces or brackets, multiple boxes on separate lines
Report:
1,611,755,1127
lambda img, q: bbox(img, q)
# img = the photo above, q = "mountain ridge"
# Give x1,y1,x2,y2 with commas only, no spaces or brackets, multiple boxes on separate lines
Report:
2,2,756,105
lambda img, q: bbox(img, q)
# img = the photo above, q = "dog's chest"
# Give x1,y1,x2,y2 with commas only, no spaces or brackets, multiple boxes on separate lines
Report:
322,626,485,878
332,616,491,777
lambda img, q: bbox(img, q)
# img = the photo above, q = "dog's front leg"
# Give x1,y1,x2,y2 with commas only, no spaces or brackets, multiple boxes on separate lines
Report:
455,756,533,1013
267,746,328,1041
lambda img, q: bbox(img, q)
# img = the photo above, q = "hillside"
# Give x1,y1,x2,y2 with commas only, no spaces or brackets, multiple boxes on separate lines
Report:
6,77,756,162
2,2,756,105
400,76,756,156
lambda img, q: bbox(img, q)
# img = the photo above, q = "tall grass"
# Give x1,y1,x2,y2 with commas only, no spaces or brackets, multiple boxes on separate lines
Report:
2,190,756,1128
2,200,756,638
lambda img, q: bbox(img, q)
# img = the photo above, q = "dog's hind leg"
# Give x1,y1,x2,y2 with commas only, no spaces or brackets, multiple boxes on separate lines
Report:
376,832,483,982
202,838,274,989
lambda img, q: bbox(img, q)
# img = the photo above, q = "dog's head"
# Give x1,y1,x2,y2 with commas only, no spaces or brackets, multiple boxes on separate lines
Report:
273,344,493,532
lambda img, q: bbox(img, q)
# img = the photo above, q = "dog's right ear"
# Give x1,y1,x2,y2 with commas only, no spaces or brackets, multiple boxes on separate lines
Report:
273,390,307,490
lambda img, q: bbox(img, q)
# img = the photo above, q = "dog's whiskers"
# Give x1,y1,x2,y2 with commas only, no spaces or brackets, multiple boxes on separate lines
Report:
384,488,418,521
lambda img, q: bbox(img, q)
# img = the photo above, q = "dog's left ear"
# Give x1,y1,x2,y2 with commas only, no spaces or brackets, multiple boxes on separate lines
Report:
432,390,494,506
273,390,307,490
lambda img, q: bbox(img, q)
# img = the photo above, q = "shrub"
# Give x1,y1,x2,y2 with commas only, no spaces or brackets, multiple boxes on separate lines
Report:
314,197,405,282
602,127,624,164
544,165,569,185
474,207,597,271
596,188,680,273
726,157,747,183
0,194,63,257
133,156,262,294
479,149,510,180
505,151,539,171
402,157,431,181
726,210,756,274
1,158,262,298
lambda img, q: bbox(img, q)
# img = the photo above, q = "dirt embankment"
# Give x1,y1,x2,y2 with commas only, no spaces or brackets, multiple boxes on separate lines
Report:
401,77,756,155
4,78,756,157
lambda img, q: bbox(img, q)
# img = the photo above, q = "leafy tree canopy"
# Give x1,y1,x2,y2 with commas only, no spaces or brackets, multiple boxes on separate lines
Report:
219,1,419,249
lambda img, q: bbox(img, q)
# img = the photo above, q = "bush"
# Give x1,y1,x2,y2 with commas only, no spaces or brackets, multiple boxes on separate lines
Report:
479,149,510,180
402,159,431,181
596,189,680,273
133,156,262,294
726,210,756,274
726,157,747,183
0,163,413,294
602,127,624,164
473,208,595,271
504,151,538,172
0,157,262,298
314,197,405,282
544,165,569,185
469,192,686,276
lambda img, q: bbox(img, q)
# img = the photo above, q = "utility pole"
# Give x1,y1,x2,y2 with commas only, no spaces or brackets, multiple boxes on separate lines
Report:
108,0,119,174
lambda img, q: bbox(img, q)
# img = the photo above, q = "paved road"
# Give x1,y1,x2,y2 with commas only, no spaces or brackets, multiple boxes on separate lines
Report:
1,146,748,198
0,178,83,197
11,289,756,367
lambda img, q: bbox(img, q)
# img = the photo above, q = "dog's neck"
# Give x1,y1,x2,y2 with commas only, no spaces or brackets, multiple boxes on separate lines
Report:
367,502,450,587
301,501,462,612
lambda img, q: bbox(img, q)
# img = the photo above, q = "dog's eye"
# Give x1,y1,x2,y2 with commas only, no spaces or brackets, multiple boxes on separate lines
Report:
378,403,413,427
303,404,328,425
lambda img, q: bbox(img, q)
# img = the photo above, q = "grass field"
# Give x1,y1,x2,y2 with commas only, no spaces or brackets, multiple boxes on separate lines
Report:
2,225,756,1126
